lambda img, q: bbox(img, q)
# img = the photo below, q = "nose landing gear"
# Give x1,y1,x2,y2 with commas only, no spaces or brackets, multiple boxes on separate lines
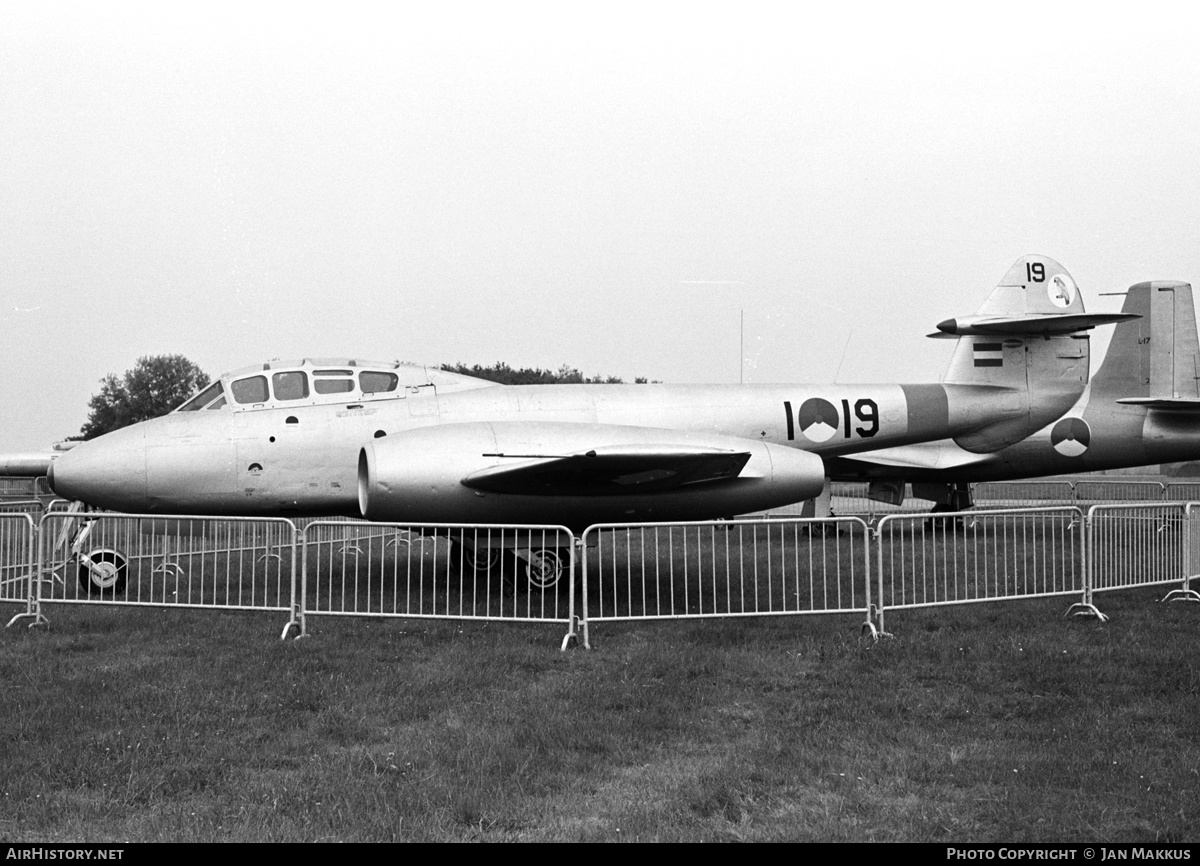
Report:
77,548,128,595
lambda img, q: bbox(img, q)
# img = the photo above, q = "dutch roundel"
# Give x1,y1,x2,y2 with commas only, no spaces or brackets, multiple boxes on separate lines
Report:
797,397,840,443
1050,417,1090,457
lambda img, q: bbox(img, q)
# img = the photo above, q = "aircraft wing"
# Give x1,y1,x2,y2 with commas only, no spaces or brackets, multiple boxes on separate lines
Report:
1115,397,1200,412
461,446,752,496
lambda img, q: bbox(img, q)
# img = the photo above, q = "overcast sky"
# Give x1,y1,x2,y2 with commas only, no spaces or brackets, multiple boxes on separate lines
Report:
3,2,1199,450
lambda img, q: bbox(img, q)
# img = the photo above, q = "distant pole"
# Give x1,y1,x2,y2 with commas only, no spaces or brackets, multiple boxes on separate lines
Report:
740,309,744,385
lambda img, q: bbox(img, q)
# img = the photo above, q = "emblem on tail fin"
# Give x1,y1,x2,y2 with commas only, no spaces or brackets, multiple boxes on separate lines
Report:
1048,273,1076,308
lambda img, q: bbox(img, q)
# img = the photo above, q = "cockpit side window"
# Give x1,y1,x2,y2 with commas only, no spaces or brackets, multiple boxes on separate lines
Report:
314,369,355,395
231,376,269,405
360,371,399,393
272,371,309,401
177,381,225,412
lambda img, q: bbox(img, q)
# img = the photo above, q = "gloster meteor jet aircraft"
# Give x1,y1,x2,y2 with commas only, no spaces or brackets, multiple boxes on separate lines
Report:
828,277,1200,508
49,255,1128,542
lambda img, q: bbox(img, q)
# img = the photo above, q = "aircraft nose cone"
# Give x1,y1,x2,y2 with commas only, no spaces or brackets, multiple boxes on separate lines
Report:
50,426,148,511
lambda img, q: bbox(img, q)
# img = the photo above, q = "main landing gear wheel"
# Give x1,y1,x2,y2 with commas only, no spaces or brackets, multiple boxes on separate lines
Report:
525,548,568,591
451,540,503,575
77,549,128,595
923,505,971,533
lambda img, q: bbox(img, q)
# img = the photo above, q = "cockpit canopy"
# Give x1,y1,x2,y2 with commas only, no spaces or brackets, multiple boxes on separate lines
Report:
175,358,494,412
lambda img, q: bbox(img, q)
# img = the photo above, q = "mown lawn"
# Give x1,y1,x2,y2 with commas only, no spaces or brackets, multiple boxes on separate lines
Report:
1,588,1197,842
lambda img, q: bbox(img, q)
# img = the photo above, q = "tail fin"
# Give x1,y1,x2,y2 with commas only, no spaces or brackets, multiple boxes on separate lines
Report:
1096,280,1200,404
937,254,1132,388
935,255,1134,452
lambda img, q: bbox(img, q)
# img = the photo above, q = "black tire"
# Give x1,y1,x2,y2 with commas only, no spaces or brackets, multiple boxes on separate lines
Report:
77,549,128,595
450,540,503,575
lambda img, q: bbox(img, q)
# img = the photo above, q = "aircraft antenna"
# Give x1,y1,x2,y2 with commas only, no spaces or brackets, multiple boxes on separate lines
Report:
834,330,854,384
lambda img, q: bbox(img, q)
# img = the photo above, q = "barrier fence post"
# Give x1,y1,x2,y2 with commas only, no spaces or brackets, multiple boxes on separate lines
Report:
1164,504,1200,603
2,513,42,629
1066,506,1107,620
872,516,887,637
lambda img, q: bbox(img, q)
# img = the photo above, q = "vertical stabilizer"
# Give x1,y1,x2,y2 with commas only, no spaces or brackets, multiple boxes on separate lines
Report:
1095,280,1199,401
940,255,1090,390
936,255,1093,452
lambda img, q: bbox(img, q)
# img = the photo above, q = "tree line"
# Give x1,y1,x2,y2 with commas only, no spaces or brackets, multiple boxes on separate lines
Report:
439,362,652,386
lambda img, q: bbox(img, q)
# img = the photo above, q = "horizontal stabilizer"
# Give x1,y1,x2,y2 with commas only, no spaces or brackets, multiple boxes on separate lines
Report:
934,312,1138,337
1115,397,1200,412
461,446,752,496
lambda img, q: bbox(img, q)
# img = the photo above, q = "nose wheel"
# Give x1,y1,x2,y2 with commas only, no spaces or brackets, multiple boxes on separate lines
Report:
77,549,128,595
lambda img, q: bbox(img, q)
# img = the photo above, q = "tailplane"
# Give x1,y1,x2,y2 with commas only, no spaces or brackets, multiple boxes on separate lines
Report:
934,255,1136,452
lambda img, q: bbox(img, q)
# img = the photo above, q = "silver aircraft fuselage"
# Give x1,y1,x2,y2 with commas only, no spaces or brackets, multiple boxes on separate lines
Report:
47,256,1119,527
48,360,1044,523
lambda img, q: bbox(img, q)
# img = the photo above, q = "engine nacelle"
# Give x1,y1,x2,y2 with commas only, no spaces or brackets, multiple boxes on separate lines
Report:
358,422,825,530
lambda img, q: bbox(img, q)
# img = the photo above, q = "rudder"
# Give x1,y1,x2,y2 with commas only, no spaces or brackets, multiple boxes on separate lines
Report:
1094,280,1198,401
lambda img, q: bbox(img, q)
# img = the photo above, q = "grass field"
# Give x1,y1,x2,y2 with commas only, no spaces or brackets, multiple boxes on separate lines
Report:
1,587,1198,842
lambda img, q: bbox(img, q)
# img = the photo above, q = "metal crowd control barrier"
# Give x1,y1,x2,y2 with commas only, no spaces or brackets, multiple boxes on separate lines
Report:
1,514,37,626
0,500,45,517
1166,482,1200,502
0,476,41,497
874,507,1086,634
580,517,874,647
1073,480,1166,506
7,497,1199,643
972,481,1077,508
299,522,579,648
1084,503,1191,614
1176,503,1200,603
35,513,299,636
760,479,1175,523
